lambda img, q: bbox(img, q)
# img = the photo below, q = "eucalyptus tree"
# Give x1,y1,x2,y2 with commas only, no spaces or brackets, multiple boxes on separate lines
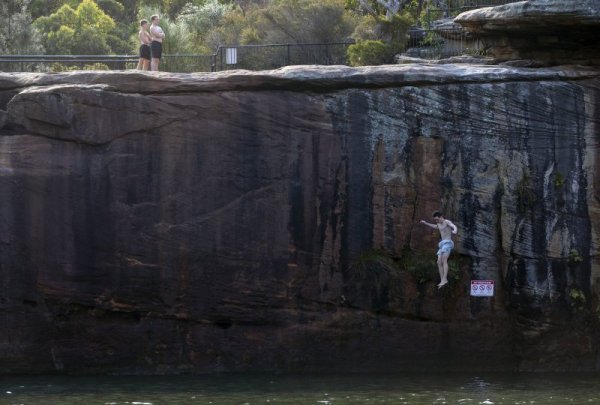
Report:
34,0,116,54
259,0,358,44
0,0,44,54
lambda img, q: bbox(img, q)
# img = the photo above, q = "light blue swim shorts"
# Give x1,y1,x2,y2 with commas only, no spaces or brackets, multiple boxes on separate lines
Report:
437,239,454,256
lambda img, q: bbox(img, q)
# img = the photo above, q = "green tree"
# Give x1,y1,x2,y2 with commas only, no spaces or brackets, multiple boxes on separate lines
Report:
345,0,415,66
30,0,77,19
210,5,265,46
177,0,234,50
97,0,125,20
0,0,44,54
346,0,424,20
347,39,390,66
34,0,116,54
258,0,357,44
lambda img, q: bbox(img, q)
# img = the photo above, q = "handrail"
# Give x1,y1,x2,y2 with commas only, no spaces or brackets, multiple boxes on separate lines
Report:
0,42,356,72
214,41,354,51
0,55,138,61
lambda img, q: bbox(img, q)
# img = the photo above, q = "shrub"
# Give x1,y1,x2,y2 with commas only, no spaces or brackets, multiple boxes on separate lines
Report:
51,62,110,72
347,39,392,66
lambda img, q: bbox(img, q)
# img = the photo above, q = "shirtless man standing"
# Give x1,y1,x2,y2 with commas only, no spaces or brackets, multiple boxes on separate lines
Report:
137,19,152,70
149,15,165,71
420,211,458,288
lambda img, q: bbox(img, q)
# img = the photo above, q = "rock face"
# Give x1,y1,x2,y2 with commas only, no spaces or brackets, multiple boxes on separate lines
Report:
0,64,599,374
455,0,600,66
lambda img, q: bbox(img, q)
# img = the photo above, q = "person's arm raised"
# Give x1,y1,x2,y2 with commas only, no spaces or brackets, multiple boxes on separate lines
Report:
420,220,437,230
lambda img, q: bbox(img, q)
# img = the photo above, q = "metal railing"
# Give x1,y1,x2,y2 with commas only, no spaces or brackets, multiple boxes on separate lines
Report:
0,54,139,72
404,1,514,59
404,28,483,59
0,42,355,73
213,42,353,72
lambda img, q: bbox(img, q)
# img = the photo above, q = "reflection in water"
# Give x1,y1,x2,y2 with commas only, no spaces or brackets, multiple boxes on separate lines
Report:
1,373,600,404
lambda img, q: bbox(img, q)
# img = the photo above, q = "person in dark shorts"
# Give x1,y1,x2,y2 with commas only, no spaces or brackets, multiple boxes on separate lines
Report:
149,15,165,71
137,19,152,70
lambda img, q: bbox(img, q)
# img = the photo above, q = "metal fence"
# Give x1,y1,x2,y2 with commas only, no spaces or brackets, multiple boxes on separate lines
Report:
159,54,215,73
213,42,353,71
0,42,354,73
405,1,515,59
404,28,482,59
0,55,139,73
0,54,214,73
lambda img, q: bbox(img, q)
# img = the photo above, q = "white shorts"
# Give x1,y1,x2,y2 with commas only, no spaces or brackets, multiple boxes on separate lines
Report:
437,240,454,256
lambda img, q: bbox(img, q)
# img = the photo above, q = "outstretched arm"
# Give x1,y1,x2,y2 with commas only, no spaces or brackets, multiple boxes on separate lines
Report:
420,220,437,229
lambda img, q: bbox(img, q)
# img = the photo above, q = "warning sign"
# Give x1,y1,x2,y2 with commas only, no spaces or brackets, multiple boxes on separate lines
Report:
470,280,494,297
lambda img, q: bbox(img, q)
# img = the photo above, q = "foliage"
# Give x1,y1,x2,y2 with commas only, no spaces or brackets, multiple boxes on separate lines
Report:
346,0,402,19
19,0,429,64
516,172,536,213
34,0,116,54
177,0,234,51
97,0,125,21
554,171,565,188
569,287,586,312
347,39,392,66
258,0,357,44
447,258,462,282
568,248,583,264
351,14,379,41
208,5,263,47
399,250,461,285
349,4,412,65
51,62,110,71
400,250,437,284
30,0,76,19
0,0,44,54
352,249,400,276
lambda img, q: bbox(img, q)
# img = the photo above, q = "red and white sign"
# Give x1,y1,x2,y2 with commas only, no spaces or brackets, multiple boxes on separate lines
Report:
470,280,494,297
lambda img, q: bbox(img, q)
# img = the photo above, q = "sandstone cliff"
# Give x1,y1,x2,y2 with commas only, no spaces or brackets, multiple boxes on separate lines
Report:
0,62,599,374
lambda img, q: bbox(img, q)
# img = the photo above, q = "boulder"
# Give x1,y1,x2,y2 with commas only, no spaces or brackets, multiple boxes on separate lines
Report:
455,0,600,65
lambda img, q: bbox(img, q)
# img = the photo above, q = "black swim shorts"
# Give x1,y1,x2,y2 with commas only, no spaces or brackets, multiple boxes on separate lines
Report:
139,44,151,60
150,41,162,59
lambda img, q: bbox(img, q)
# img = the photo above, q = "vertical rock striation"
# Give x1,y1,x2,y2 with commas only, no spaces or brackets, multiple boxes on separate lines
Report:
0,63,599,373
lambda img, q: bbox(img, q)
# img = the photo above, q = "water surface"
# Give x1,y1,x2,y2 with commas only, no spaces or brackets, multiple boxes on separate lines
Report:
2,373,600,404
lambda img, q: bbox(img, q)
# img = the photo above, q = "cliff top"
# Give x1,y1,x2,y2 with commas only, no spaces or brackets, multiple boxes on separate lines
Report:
1,64,599,95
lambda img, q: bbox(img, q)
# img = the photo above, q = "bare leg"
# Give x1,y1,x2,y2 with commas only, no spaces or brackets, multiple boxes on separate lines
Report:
438,253,450,288
151,58,160,71
142,59,150,70
437,255,444,286
137,58,143,70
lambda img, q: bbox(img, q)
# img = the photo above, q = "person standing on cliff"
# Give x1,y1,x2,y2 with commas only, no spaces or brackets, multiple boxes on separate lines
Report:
420,211,458,288
149,15,165,71
137,19,152,70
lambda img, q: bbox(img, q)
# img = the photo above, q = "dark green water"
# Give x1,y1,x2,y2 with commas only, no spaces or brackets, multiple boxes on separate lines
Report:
1,373,599,404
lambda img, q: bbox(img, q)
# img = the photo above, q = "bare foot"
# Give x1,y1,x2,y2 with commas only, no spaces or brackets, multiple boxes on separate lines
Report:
438,280,448,289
